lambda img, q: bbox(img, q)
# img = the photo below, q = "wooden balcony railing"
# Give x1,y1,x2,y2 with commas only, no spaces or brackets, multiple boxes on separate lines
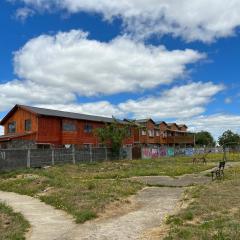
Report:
165,135,195,144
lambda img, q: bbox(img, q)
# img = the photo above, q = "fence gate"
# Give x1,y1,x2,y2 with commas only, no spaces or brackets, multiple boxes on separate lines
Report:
132,146,141,159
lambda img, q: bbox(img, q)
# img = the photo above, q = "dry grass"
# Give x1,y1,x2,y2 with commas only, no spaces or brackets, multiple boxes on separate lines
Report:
0,155,227,223
164,166,240,240
0,155,220,224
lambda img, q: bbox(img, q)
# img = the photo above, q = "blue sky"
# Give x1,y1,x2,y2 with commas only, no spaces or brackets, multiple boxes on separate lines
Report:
1,0,240,138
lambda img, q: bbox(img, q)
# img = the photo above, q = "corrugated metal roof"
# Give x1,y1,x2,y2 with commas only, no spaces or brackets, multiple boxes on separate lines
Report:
19,105,124,124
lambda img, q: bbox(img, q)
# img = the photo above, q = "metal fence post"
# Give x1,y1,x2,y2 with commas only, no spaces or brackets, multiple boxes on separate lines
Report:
52,149,55,165
27,149,31,168
72,145,76,164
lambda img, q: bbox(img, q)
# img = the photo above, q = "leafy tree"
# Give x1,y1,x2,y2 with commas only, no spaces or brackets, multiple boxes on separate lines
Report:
195,131,215,147
218,130,240,147
94,121,130,155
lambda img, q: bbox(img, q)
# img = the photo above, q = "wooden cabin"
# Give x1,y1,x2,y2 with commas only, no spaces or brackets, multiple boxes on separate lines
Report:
0,105,195,149
127,119,195,147
0,105,134,149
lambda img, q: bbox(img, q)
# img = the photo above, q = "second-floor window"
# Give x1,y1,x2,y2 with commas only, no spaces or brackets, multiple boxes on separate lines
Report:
162,132,167,138
84,124,93,133
8,121,16,133
155,130,160,136
62,122,76,132
148,130,154,137
25,119,31,131
127,128,132,137
141,130,147,136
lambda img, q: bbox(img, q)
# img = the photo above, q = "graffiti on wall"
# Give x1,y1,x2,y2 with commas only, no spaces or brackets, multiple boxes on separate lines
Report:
142,147,175,159
141,147,223,159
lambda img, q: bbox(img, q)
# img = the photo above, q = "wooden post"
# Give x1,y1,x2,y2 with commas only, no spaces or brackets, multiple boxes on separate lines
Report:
72,145,76,164
51,149,55,165
27,149,31,168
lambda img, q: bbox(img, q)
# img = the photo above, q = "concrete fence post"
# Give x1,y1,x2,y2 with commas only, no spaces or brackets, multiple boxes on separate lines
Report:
90,146,93,163
27,149,31,168
105,147,108,161
129,147,133,160
72,145,76,164
51,149,55,165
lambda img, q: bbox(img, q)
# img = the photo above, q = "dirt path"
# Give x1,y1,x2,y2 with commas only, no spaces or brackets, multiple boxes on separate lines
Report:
0,187,183,240
65,187,183,240
0,191,76,240
3,163,236,240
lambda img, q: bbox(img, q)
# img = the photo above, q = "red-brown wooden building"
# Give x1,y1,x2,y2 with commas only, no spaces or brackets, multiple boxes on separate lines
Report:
0,105,134,149
0,105,195,149
126,119,195,147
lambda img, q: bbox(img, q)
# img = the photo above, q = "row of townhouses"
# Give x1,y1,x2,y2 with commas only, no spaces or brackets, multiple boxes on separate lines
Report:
0,105,195,149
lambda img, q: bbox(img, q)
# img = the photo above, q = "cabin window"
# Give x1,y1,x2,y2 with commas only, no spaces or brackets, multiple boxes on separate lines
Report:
8,121,16,133
148,130,154,137
162,132,167,138
25,119,31,131
141,130,146,136
84,124,93,133
62,122,76,132
127,128,132,137
155,130,160,136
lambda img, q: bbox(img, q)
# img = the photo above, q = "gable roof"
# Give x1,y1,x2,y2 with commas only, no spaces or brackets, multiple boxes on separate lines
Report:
156,121,168,126
0,104,124,125
135,119,155,124
167,123,179,129
178,124,188,129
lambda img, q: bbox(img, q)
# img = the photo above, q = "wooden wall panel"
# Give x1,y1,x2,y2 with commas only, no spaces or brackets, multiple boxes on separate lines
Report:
37,117,61,144
61,120,103,145
3,107,37,136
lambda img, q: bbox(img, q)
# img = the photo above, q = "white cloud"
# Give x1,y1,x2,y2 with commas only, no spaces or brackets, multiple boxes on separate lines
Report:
15,7,35,21
36,101,124,118
0,80,75,111
15,0,240,42
183,114,240,139
13,30,203,97
225,97,232,104
29,81,224,119
0,79,223,120
119,82,224,119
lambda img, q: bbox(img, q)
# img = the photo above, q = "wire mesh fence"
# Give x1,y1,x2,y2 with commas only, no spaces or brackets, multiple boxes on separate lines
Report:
1,145,239,172
0,146,132,171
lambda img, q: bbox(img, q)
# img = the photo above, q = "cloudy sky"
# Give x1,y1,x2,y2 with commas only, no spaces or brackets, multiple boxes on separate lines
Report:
1,0,240,138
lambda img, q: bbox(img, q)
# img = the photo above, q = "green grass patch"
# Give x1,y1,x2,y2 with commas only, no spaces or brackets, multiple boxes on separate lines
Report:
0,202,30,240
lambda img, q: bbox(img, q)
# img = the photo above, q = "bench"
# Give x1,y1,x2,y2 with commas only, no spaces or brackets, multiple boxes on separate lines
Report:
211,161,225,181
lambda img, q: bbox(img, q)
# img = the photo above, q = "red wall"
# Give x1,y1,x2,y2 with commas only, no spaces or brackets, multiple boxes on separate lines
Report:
36,116,135,146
